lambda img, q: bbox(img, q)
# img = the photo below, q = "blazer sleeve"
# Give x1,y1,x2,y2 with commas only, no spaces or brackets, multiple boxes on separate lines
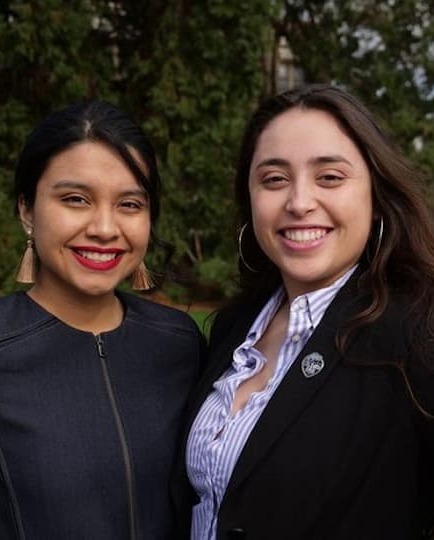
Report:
402,304,434,432
406,359,434,537
406,362,434,419
345,295,434,442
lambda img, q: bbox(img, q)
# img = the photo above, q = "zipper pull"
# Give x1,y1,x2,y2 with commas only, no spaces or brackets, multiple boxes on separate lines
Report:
95,334,106,358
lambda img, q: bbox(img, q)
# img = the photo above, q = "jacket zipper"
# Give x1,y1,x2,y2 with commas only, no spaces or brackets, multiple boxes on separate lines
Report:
95,334,136,540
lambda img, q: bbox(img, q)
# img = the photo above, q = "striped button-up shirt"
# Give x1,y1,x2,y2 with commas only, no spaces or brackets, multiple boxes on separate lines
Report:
186,267,356,540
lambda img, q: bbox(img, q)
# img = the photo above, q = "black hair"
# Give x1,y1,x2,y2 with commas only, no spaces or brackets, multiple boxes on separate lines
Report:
14,100,161,224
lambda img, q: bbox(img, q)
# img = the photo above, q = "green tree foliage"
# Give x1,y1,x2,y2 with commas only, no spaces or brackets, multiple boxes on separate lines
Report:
0,0,432,298
99,0,277,299
0,0,277,298
149,1,276,299
0,0,116,293
279,0,434,171
0,0,115,161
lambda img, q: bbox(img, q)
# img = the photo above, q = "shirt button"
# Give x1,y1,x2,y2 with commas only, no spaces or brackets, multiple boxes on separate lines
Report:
298,297,307,308
291,334,301,343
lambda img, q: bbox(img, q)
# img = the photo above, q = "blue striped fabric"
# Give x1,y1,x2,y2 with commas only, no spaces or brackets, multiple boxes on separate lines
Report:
186,267,356,540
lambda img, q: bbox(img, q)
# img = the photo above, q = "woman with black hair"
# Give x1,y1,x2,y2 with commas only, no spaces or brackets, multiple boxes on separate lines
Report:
0,101,204,539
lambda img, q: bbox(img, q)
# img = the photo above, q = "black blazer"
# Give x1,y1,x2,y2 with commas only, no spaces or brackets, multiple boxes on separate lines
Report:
173,277,434,539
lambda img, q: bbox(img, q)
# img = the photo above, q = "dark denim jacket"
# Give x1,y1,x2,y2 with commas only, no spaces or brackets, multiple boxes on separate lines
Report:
0,291,204,539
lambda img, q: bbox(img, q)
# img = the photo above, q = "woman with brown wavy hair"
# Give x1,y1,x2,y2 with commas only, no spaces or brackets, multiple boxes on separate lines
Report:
174,84,434,539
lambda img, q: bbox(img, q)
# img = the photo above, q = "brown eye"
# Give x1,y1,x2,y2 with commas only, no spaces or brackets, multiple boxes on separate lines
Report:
119,199,146,210
317,173,344,183
61,195,88,205
262,176,287,186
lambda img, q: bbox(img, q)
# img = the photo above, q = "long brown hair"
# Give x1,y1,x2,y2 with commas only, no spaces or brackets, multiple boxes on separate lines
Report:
234,84,434,362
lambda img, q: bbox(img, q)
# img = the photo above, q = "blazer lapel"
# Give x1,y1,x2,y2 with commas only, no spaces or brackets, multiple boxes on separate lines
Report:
171,300,262,514
184,300,262,432
225,277,365,493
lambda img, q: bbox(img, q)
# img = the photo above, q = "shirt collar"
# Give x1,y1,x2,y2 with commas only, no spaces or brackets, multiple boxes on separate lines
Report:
245,265,358,344
300,265,358,329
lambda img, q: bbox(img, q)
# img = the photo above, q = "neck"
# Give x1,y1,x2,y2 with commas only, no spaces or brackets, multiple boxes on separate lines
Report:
27,284,124,334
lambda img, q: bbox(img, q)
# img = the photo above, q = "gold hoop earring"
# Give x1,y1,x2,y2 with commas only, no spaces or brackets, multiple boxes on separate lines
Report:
238,223,259,273
372,217,384,262
131,261,154,290
16,228,37,284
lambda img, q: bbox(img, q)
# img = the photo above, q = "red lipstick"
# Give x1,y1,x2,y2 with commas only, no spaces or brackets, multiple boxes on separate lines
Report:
70,246,125,271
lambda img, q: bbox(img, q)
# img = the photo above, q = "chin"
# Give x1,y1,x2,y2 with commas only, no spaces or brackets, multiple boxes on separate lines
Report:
73,284,118,298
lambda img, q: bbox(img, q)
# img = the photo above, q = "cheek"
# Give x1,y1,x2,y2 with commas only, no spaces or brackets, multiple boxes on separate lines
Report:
354,187,373,229
127,219,151,250
31,210,61,248
250,201,266,238
32,196,75,231
250,207,275,257
338,183,372,219
340,190,373,248
250,193,280,240
33,215,79,252
250,190,274,220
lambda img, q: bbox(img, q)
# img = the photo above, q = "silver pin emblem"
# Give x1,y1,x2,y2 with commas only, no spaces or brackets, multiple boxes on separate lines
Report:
301,352,325,378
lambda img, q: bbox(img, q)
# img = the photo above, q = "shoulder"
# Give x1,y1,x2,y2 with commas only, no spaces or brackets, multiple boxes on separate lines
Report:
118,291,203,339
0,291,53,338
344,291,417,364
349,292,434,417
119,292,207,375
209,291,271,348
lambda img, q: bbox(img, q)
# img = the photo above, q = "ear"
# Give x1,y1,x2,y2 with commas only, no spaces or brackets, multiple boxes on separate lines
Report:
17,195,34,234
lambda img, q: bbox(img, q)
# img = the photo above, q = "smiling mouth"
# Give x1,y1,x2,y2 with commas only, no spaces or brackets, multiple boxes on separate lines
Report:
70,247,126,271
281,228,330,243
75,250,119,262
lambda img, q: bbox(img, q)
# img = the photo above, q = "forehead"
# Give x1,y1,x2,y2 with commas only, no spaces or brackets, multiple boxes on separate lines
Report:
252,107,364,165
39,141,148,189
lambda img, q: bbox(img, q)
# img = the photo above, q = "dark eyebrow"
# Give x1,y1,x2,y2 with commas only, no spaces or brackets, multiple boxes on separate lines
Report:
255,155,352,170
51,180,90,191
255,158,290,170
51,180,147,197
308,155,352,166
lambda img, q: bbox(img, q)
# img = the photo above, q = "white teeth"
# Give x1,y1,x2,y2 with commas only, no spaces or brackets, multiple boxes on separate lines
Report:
76,250,118,262
283,229,327,242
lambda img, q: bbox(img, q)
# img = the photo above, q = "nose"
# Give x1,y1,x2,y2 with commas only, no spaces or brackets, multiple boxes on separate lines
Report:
284,179,317,217
86,205,120,241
